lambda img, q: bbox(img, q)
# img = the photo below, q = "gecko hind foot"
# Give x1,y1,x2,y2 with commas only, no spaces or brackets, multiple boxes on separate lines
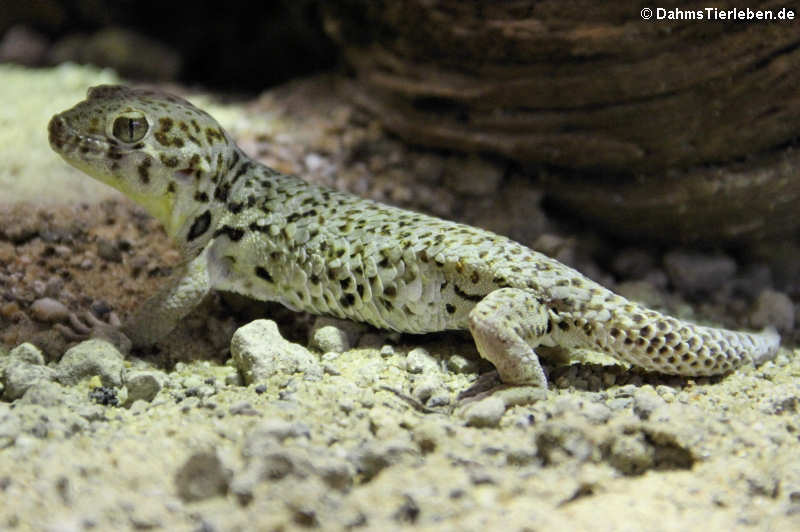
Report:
468,288,551,388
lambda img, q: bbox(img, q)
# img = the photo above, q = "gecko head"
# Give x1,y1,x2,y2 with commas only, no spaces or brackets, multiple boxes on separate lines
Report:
48,85,234,245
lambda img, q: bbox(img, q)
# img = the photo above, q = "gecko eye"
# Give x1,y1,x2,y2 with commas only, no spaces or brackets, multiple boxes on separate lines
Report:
111,113,149,143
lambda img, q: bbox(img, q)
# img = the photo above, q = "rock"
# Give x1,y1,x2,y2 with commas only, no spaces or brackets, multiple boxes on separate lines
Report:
663,251,736,295
309,317,365,352
348,440,416,482
95,238,123,263
174,451,231,502
750,289,794,334
462,396,506,428
56,339,124,387
230,320,322,384
0,26,48,65
124,371,162,405
614,281,665,310
412,374,446,405
2,362,57,400
611,248,656,280
324,3,800,243
606,432,655,475
405,348,438,375
441,155,503,196
29,298,70,323
312,458,354,491
379,345,395,357
8,343,45,365
581,402,613,425
310,325,350,353
17,381,69,407
633,388,666,421
535,419,598,465
247,419,311,445
0,410,22,448
446,354,478,375
494,386,548,407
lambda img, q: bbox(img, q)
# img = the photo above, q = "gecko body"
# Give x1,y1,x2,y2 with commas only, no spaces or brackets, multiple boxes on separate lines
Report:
48,86,780,387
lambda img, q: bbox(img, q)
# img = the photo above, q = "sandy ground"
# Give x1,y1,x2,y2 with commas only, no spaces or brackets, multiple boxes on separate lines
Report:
1,65,799,531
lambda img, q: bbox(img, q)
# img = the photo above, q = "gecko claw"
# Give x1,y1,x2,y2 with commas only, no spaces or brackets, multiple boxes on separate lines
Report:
55,310,131,354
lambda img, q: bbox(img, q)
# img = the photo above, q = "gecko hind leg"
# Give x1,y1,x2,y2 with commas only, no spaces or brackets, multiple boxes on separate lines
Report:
468,288,552,388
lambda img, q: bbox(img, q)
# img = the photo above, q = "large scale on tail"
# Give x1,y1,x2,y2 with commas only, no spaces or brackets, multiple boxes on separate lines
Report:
48,85,780,388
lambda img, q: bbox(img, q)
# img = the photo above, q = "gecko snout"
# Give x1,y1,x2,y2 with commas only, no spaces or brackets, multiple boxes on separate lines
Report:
48,115,68,150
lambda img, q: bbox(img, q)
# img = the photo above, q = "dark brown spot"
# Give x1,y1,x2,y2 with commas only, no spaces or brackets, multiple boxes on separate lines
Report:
453,284,483,303
213,225,244,242
340,294,356,307
255,266,273,283
137,157,152,184
187,211,211,241
160,154,179,167
445,303,456,314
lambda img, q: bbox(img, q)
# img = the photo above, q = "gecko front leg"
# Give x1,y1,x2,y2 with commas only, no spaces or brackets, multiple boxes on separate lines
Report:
122,247,212,347
57,247,212,348
468,288,553,388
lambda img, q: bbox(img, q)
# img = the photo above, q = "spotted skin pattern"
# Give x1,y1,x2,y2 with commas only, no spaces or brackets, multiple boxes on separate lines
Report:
48,85,781,388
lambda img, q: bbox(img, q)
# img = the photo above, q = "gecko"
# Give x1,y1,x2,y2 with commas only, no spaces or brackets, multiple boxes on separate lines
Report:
47,85,781,388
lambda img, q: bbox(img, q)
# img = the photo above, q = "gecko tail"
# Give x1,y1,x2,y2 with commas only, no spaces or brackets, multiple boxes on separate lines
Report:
751,326,781,366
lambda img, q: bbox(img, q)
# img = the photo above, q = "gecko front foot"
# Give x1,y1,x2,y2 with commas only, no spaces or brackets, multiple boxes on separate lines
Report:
56,311,132,354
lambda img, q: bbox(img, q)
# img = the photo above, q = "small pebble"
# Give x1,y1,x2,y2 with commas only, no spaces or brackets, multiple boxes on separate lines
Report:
311,325,350,353
750,289,794,334
462,396,506,428
174,451,231,502
412,374,444,404
125,371,162,404
57,339,124,387
8,342,45,365
446,354,477,374
309,317,364,351
494,386,547,407
380,345,395,357
96,238,123,262
30,298,70,323
663,250,736,295
230,320,322,384
406,348,438,374
611,248,656,279
229,401,259,416
2,362,57,400
633,388,666,420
